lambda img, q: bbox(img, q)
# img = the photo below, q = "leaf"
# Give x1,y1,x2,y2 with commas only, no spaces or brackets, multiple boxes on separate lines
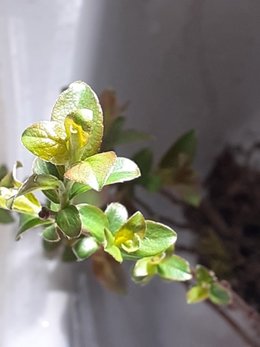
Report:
104,228,122,263
0,165,8,181
43,190,60,204
159,130,197,169
17,214,51,240
21,121,69,164
69,182,91,199
17,174,61,196
64,151,117,191
132,257,157,278
42,224,60,242
195,265,216,284
187,286,209,304
132,220,177,257
105,157,140,186
77,203,109,242
114,211,146,252
56,205,82,238
105,202,128,234
0,161,22,189
157,255,192,281
133,148,153,181
72,236,99,260
33,158,61,178
209,283,231,305
62,245,78,262
0,209,14,224
0,187,41,215
116,129,150,146
51,81,103,158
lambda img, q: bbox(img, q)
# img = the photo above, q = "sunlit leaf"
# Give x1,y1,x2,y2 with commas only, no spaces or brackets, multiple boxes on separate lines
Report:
105,202,128,234
104,228,122,263
105,157,140,186
195,265,216,284
64,151,117,191
187,285,209,304
21,121,69,164
51,81,103,158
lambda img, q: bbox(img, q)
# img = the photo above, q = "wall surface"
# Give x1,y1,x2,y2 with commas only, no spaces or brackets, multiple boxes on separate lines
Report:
1,0,260,346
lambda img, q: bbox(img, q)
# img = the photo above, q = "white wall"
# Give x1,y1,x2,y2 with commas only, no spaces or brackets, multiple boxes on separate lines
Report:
1,0,259,346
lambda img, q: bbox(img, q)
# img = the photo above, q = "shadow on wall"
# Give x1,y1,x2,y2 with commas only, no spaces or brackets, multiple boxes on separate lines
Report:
76,0,260,173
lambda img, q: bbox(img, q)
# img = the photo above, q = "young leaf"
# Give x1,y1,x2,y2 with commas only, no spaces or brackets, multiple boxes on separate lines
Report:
17,214,51,240
72,236,99,260
56,205,82,239
33,158,61,178
64,151,117,191
132,257,157,283
42,224,60,242
159,130,197,169
51,81,103,158
114,211,146,252
0,209,14,224
157,255,192,281
0,161,22,189
104,228,122,263
17,174,61,196
187,286,209,304
105,202,128,234
132,221,177,257
209,283,231,305
21,121,69,164
195,265,216,285
77,203,109,242
104,157,140,186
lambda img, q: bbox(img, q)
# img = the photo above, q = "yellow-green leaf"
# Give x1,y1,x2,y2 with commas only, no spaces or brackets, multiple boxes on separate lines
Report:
187,285,209,304
21,121,69,164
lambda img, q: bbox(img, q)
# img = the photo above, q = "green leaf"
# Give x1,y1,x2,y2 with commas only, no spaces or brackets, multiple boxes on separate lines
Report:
0,209,14,224
69,182,91,199
209,283,231,305
105,157,140,186
157,255,192,281
105,202,128,234
43,190,60,204
72,236,99,260
17,174,61,196
21,121,69,164
56,205,82,239
17,214,51,240
104,228,122,263
114,211,146,252
62,245,78,262
64,151,117,191
132,257,157,283
195,265,216,284
187,285,209,304
42,224,60,242
33,158,61,178
159,130,197,169
51,81,103,158
133,148,153,179
0,165,8,181
77,203,109,242
132,220,177,257
0,161,22,189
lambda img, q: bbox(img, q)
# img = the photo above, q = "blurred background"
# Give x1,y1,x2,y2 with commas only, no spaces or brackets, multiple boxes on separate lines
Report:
0,0,260,346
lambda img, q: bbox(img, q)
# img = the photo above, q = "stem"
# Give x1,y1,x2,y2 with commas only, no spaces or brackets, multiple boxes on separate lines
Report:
206,300,259,347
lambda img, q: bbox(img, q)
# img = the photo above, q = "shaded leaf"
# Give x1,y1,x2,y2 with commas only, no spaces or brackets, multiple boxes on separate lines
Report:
77,203,109,242
42,224,60,242
17,214,51,240
157,255,192,281
73,236,99,260
33,158,61,178
56,205,82,238
17,174,61,196
209,283,231,305
0,209,14,224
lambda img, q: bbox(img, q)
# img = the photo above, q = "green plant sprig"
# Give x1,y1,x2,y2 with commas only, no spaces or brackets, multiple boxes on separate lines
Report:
0,81,231,306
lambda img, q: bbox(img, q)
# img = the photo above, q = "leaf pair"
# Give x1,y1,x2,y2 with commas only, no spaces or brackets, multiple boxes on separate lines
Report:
21,81,104,165
64,151,140,192
186,265,231,305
